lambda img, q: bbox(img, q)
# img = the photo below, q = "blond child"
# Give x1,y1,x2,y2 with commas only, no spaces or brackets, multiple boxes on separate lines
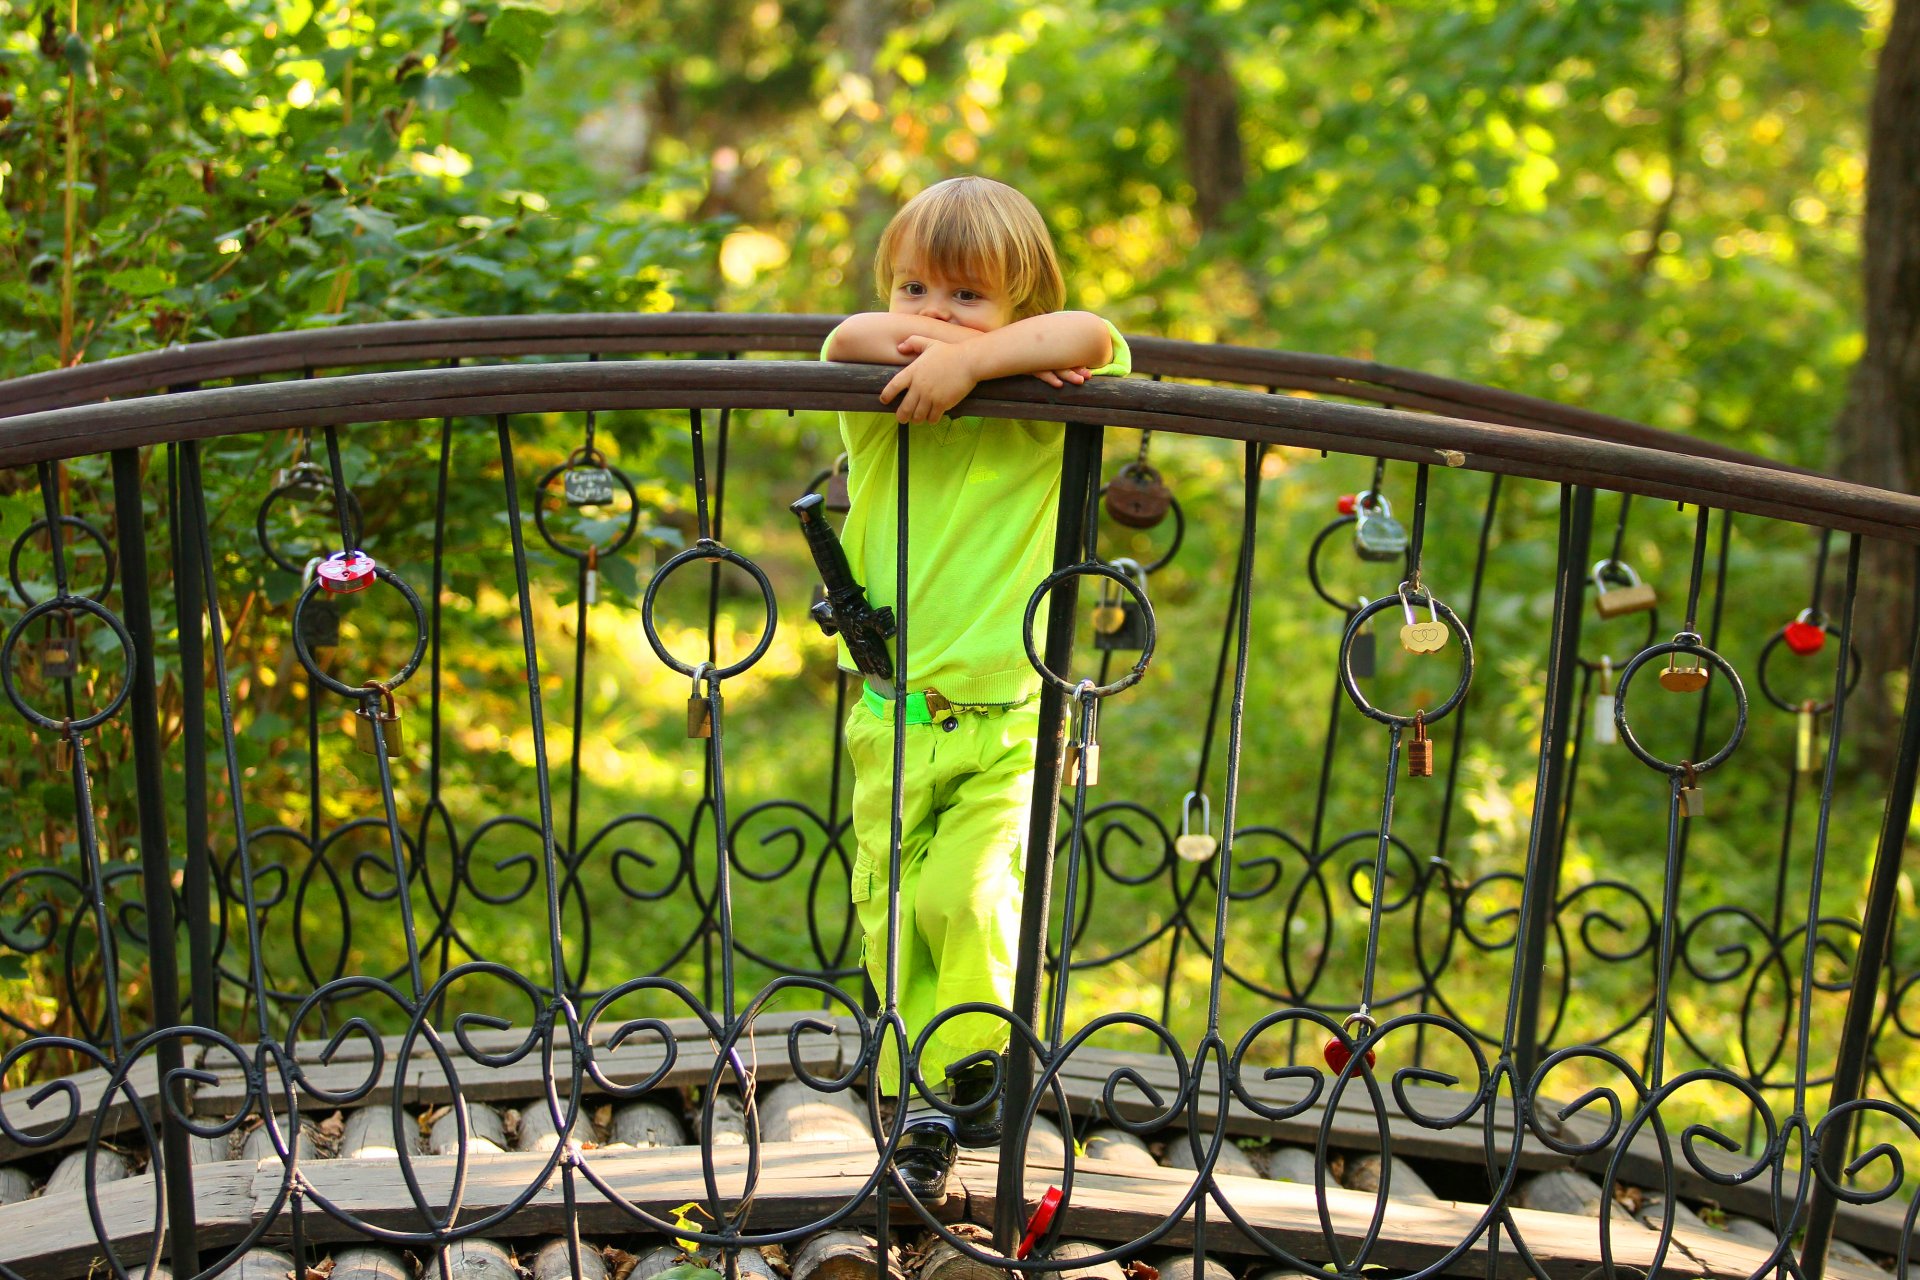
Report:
819,176,1131,1198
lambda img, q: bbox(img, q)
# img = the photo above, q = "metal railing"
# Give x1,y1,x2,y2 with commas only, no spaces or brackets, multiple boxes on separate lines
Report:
0,316,1917,1280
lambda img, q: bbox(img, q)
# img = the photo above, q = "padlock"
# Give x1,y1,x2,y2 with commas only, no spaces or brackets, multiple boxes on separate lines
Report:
1784,609,1827,656
315,549,377,594
1064,742,1099,787
824,454,852,514
564,464,615,507
354,686,403,757
1349,598,1376,678
1797,699,1819,774
1678,761,1704,818
1407,710,1434,778
1592,656,1618,745
1658,656,1710,693
54,727,80,772
40,632,79,681
275,461,331,496
1353,493,1409,562
584,547,599,607
687,666,713,739
1398,586,1448,654
1592,560,1658,619
1175,791,1217,862
1323,1012,1377,1073
1092,561,1150,652
1103,463,1172,529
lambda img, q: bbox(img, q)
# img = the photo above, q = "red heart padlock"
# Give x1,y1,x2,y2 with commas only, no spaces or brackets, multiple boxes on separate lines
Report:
1337,494,1358,515
1784,619,1826,656
1016,1185,1063,1259
1322,1037,1376,1073
315,550,377,594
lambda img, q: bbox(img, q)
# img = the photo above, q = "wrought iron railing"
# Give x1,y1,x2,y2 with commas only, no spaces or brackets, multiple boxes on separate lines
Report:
1,316,1918,1280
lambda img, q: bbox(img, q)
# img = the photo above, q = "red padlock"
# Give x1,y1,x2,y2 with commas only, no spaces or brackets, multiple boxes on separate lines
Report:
1784,611,1827,656
1337,494,1358,515
315,550,377,594
1016,1185,1063,1259
1323,1011,1377,1074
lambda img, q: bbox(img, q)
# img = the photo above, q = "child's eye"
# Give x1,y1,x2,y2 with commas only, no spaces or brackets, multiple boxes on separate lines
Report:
955,291,981,303
899,281,924,296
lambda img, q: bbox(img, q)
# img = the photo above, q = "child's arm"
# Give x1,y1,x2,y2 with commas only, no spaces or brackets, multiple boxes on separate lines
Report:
824,313,983,365
882,312,1114,425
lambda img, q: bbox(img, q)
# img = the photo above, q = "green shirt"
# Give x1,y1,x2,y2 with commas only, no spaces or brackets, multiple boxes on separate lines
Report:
821,319,1132,704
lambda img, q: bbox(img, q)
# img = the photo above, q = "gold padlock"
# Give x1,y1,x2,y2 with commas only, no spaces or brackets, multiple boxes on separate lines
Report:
354,685,403,757
1658,660,1710,693
1796,699,1819,774
1398,586,1448,655
1406,710,1435,778
1064,742,1099,787
1175,791,1217,862
1593,560,1658,619
1678,761,1704,818
687,666,713,739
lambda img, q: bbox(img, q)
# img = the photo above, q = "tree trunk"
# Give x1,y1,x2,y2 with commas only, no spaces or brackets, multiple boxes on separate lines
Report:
1831,0,1920,730
1171,16,1246,233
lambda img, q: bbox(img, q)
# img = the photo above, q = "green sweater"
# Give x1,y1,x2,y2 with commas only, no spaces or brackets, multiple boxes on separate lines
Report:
822,319,1131,704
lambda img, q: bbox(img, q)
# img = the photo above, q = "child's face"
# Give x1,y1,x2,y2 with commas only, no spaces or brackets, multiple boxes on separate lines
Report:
887,245,1014,333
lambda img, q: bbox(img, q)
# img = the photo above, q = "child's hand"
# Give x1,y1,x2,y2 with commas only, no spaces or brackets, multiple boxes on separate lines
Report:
895,335,1089,389
880,341,981,423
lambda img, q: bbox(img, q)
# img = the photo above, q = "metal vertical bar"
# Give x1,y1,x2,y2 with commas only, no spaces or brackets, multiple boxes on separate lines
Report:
994,422,1101,1250
1507,485,1592,1082
111,445,199,1273
167,434,218,1033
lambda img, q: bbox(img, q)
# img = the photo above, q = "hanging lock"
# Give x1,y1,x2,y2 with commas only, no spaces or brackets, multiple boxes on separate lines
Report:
1678,759,1704,818
823,453,852,514
687,664,713,739
1592,656,1618,745
1350,597,1376,678
1175,791,1217,862
563,456,616,506
1784,609,1827,656
1092,560,1150,652
1592,560,1658,619
298,557,341,651
354,685,404,757
1352,492,1409,562
54,724,86,772
1398,586,1447,654
1658,647,1710,693
1406,710,1435,778
315,549,377,594
275,461,331,496
1796,699,1820,774
1103,462,1173,529
584,546,599,606
1323,1011,1377,1073
40,617,79,680
1064,692,1100,787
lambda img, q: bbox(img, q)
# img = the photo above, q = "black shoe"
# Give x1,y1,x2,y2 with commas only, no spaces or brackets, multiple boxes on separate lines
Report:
948,1063,1003,1148
893,1118,957,1202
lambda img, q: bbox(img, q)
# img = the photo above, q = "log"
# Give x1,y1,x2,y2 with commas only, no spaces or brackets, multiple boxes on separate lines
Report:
609,1100,689,1150
43,1145,133,1198
340,1107,423,1160
1342,1153,1438,1201
1163,1133,1259,1179
232,1249,297,1280
1045,1241,1125,1280
440,1238,518,1280
429,1102,508,1156
703,1091,749,1147
760,1081,868,1144
188,1131,234,1165
1081,1127,1155,1168
790,1230,901,1280
1517,1170,1607,1217
0,1166,34,1205
329,1248,413,1280
242,1120,318,1164
1264,1145,1320,1184
531,1237,609,1280
1153,1256,1234,1280
1025,1113,1067,1163
728,1249,780,1280
515,1101,586,1153
1635,1190,1707,1235
629,1245,698,1280
918,1223,1003,1280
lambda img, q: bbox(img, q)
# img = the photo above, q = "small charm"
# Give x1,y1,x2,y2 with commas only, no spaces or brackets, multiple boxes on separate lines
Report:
1592,656,1618,745
1592,560,1658,619
315,550,377,594
353,685,404,757
1175,791,1217,862
1407,710,1435,778
1784,610,1827,656
1678,760,1704,817
1796,699,1819,774
563,464,615,507
1104,462,1172,529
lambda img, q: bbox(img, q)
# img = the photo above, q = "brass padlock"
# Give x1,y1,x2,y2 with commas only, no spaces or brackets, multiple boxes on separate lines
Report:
1104,462,1172,529
1678,761,1704,817
1064,742,1099,787
1406,711,1434,778
40,636,78,680
1353,493,1409,562
1658,658,1710,693
354,685,403,757
1592,560,1658,619
1175,791,1217,862
687,666,713,739
1398,587,1447,655
54,730,82,772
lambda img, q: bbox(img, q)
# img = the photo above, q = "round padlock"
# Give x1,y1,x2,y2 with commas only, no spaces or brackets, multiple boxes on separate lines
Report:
314,550,377,594
1103,463,1172,529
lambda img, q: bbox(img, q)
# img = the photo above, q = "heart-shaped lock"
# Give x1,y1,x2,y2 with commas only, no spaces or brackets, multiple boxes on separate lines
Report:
1398,586,1448,654
1176,791,1217,861
1323,1012,1377,1074
1784,612,1827,656
315,549,376,594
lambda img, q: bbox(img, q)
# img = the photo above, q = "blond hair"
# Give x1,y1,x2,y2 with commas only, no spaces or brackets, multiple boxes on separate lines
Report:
874,176,1066,319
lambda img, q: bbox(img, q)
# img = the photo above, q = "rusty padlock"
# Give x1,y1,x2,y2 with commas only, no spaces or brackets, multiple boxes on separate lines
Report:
354,685,404,757
1103,463,1172,529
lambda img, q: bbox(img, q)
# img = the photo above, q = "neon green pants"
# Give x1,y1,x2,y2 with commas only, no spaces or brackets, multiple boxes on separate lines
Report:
845,698,1040,1097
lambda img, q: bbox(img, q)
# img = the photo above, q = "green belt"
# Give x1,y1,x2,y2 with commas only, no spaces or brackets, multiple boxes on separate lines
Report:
859,684,1028,725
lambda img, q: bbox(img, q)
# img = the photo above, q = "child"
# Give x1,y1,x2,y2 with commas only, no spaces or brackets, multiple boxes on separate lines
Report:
819,175,1131,1198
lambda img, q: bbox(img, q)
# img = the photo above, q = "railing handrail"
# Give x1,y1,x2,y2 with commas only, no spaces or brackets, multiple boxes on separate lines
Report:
4,356,1915,541
0,311,1819,480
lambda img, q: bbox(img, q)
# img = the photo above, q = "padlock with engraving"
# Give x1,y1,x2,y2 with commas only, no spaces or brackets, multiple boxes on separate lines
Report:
1678,761,1704,817
1797,699,1819,774
1349,598,1376,678
687,666,714,739
1407,710,1435,778
1592,656,1618,745
824,454,852,514
564,463,615,506
316,549,377,594
1104,463,1172,529
1592,560,1658,619
1175,791,1217,862
1658,653,1710,693
1353,493,1409,562
354,686,404,757
1093,561,1150,652
1398,587,1448,655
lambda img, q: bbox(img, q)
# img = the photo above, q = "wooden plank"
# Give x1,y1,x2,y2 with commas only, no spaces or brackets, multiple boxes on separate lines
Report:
0,1057,167,1163
0,1160,256,1280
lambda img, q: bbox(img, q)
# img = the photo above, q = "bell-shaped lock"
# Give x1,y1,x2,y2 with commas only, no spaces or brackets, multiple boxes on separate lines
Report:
1592,560,1657,619
1104,462,1172,529
1352,493,1408,562
354,685,404,757
1174,791,1217,862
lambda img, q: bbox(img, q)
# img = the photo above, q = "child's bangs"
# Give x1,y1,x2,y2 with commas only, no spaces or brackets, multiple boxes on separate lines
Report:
899,201,1009,293
876,176,1067,316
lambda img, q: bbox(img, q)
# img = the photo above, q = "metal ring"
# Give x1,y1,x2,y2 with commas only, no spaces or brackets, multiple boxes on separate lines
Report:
1612,640,1749,777
1306,515,1411,614
1755,624,1860,716
289,568,430,698
532,459,642,562
640,539,778,680
1097,486,1186,575
0,595,136,731
1337,590,1474,727
1023,561,1154,698
8,516,116,606
255,475,365,576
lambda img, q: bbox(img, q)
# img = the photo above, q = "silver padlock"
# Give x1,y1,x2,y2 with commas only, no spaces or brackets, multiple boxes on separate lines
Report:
1353,492,1409,562
1175,791,1217,862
